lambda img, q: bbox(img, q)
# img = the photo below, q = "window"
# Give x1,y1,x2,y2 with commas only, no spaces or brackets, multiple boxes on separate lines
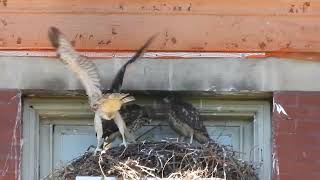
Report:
22,96,271,180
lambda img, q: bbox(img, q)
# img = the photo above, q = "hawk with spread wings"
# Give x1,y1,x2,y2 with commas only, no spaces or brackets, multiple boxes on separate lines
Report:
163,96,210,144
99,38,156,148
48,27,156,153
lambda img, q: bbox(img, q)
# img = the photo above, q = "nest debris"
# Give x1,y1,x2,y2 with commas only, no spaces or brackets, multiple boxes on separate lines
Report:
53,141,258,180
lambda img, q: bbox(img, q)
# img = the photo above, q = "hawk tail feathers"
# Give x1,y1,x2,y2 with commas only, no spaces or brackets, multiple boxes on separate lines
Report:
121,96,135,104
194,130,210,144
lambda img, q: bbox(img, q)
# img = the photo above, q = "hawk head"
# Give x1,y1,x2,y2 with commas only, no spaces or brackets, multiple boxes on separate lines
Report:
98,93,135,120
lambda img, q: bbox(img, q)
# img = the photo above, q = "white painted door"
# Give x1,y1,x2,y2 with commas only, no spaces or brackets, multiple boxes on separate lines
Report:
53,125,96,167
204,119,254,160
39,124,96,179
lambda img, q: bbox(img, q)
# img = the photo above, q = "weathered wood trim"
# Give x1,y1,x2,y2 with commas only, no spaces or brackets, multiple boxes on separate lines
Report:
0,0,319,52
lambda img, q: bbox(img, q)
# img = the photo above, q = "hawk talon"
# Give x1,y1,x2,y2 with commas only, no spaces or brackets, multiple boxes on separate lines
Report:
125,131,136,143
189,133,194,144
119,141,128,147
93,147,102,156
179,136,185,143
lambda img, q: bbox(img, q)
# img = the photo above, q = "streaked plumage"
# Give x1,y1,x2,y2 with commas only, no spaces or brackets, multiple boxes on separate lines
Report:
48,26,156,154
164,96,209,144
48,27,102,108
48,27,106,154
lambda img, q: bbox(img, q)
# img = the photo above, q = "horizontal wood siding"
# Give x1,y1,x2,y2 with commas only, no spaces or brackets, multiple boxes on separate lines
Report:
0,0,320,52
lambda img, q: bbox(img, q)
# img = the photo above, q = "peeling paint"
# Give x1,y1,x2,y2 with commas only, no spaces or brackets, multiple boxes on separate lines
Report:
221,87,238,92
272,153,279,176
273,98,288,116
2,0,7,7
0,91,22,180
206,86,217,92
0,50,264,59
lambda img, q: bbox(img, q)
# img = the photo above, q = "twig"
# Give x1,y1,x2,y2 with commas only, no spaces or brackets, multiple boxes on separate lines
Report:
53,141,259,180
161,153,175,178
98,152,107,178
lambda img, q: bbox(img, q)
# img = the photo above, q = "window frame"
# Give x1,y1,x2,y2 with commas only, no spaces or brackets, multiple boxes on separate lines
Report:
22,98,94,180
198,99,271,180
22,97,271,180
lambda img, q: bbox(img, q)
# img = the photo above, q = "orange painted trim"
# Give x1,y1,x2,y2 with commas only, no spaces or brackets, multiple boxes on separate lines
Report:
1,0,318,16
0,50,264,59
1,14,320,52
1,0,320,52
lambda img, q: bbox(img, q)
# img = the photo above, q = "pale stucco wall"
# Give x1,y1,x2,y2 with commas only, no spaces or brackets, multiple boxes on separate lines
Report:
0,56,319,92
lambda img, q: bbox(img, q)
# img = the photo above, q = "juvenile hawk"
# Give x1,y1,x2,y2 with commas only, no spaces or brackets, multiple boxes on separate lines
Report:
163,96,210,144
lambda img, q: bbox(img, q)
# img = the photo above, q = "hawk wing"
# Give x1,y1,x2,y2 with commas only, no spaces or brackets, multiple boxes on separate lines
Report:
110,34,157,92
100,34,156,144
48,27,102,108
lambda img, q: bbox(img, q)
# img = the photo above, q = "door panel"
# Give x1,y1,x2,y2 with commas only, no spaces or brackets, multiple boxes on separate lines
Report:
53,125,96,167
205,119,254,160
39,124,96,179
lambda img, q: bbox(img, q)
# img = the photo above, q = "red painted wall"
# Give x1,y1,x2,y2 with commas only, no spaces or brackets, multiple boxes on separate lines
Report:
273,92,320,180
0,90,21,180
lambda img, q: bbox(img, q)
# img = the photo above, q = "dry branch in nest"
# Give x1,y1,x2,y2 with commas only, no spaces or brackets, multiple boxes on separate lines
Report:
53,141,258,180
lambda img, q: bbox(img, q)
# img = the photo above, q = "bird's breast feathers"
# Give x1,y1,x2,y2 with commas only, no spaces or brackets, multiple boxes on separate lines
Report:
101,99,122,113
97,93,135,120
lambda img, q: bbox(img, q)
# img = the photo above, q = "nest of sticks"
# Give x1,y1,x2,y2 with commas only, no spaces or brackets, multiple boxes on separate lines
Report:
53,141,258,180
